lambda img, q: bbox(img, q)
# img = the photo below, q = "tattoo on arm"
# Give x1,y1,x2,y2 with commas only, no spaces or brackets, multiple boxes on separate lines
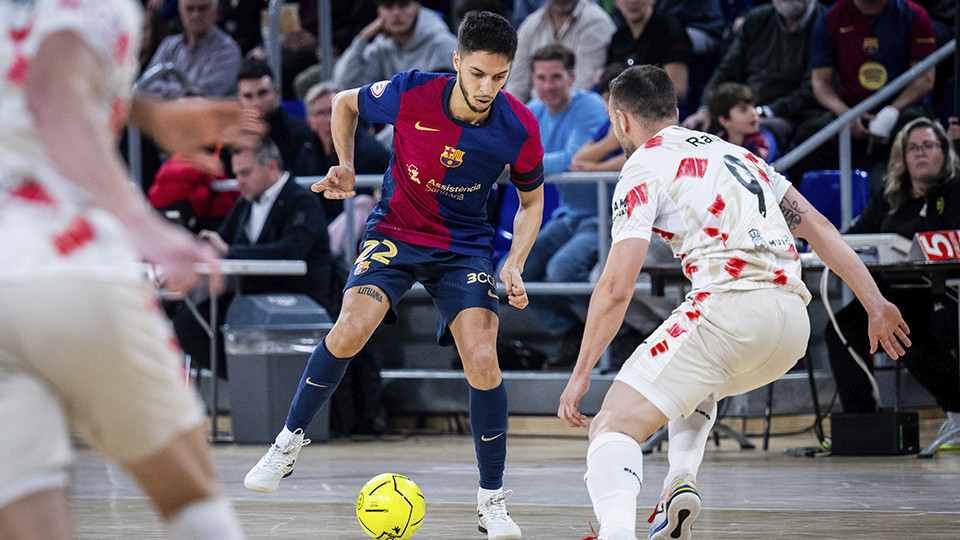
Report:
779,197,805,231
357,285,384,303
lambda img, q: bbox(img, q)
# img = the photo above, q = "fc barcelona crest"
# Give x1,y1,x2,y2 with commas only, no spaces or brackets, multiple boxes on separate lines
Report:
440,145,465,168
354,261,370,276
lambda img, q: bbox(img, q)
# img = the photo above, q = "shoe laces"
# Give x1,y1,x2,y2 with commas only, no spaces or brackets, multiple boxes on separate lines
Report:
938,417,960,436
259,436,311,469
479,489,512,522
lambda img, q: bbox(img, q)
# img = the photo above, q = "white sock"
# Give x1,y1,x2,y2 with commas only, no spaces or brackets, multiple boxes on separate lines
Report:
167,497,244,540
585,432,643,537
665,395,717,490
275,426,296,447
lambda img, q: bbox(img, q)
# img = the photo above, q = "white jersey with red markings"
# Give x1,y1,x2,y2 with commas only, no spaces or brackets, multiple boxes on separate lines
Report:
0,0,142,284
612,125,811,305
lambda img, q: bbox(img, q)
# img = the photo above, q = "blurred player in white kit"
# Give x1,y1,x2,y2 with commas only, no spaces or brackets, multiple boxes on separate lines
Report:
0,0,245,538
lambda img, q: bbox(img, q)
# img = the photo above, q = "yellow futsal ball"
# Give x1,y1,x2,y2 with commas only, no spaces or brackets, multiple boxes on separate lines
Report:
356,473,425,539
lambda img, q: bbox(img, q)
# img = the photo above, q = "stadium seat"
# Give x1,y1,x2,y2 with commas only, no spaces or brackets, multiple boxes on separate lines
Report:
492,183,561,265
798,169,870,230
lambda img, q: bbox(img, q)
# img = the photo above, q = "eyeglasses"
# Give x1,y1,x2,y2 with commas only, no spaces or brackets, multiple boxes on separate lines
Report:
906,141,942,154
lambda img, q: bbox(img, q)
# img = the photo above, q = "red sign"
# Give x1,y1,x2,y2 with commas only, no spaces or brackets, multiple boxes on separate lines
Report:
913,230,960,261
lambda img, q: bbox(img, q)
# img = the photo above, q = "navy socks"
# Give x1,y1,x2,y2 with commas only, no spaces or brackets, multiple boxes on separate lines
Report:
470,381,509,490
284,338,353,431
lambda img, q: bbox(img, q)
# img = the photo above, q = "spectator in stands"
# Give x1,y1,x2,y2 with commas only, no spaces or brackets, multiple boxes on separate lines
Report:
237,59,318,176
141,0,242,98
506,0,616,103
513,0,545,27
606,0,692,103
654,0,726,56
331,0,457,90
304,81,391,222
681,0,825,149
173,136,333,379
708,82,781,161
569,61,628,173
793,0,936,183
825,117,960,448
522,44,608,365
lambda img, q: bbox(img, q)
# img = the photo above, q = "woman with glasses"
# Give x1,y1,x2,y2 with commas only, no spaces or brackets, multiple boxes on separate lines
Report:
825,116,960,449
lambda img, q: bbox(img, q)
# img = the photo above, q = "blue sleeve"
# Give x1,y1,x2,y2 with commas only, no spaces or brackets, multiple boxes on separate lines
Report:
357,70,412,125
808,13,836,70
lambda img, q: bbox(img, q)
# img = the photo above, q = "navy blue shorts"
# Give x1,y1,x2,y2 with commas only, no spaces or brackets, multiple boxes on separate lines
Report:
343,231,499,346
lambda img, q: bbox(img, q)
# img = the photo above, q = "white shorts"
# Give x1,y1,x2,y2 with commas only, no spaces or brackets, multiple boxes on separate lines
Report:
615,288,810,420
0,278,204,505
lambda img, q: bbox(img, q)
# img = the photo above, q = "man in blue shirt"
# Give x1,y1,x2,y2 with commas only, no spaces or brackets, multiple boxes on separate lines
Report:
523,43,607,365
243,12,544,540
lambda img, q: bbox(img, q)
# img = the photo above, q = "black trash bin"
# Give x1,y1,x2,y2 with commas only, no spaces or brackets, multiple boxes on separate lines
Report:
223,294,333,444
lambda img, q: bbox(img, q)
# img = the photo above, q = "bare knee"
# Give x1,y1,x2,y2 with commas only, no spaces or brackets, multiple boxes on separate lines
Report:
460,344,501,390
325,316,374,357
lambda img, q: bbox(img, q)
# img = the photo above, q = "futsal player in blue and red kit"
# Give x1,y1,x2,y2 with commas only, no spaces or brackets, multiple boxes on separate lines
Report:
244,11,544,539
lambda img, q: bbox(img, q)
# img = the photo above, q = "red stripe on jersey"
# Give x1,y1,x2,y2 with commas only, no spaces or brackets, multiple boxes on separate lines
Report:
744,153,771,183
650,340,669,357
652,226,674,240
114,33,130,64
667,323,686,338
685,310,701,321
10,180,57,206
703,227,720,238
773,269,788,285
693,292,710,303
683,262,698,276
626,183,649,217
674,157,708,181
7,55,28,86
644,136,663,148
707,194,725,217
724,257,747,278
52,216,95,256
787,244,799,260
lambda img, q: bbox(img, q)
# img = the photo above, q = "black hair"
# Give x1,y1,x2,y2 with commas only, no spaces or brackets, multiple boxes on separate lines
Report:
608,65,677,124
237,58,275,84
457,11,517,61
597,62,629,96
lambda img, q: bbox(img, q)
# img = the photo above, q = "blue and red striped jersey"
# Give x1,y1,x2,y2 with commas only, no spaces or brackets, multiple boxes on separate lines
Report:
357,70,544,257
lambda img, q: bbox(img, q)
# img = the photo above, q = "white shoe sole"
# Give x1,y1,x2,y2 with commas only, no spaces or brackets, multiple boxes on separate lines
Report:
478,525,521,540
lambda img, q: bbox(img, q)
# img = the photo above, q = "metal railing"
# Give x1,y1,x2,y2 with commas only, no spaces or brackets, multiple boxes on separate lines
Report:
771,39,956,230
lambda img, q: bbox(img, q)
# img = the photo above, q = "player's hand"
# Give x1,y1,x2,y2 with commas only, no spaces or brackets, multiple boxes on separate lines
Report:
130,213,223,295
312,164,357,199
498,261,528,309
558,371,590,428
681,108,711,131
867,300,911,360
197,229,229,257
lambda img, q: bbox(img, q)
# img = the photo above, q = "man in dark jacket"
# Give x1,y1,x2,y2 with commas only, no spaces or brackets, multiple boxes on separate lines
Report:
682,0,826,148
174,136,333,378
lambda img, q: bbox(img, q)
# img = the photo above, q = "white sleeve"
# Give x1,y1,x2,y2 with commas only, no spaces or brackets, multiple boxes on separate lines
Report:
611,161,659,244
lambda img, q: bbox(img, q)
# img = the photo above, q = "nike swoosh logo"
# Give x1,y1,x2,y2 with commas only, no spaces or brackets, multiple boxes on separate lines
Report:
481,432,504,442
487,289,499,299
306,377,328,388
839,25,855,34
415,121,439,131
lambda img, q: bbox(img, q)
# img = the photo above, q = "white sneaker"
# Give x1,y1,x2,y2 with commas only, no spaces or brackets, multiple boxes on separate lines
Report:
937,416,960,450
477,488,522,539
648,474,700,540
244,428,311,493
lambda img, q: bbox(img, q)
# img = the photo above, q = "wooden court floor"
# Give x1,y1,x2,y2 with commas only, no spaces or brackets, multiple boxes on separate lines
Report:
71,414,960,539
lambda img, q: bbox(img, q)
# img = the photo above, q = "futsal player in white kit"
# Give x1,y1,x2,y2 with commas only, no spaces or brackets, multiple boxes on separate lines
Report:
558,65,911,540
0,0,245,538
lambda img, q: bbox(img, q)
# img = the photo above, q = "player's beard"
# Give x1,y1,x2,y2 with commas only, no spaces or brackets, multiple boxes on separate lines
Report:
458,76,493,114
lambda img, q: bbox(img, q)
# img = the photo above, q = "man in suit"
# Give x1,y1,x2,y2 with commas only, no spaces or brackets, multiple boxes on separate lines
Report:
173,135,333,378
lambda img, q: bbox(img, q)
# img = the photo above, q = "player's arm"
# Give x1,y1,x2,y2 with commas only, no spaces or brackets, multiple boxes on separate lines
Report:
312,88,361,199
26,30,221,294
779,186,910,358
499,185,544,310
558,237,648,428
